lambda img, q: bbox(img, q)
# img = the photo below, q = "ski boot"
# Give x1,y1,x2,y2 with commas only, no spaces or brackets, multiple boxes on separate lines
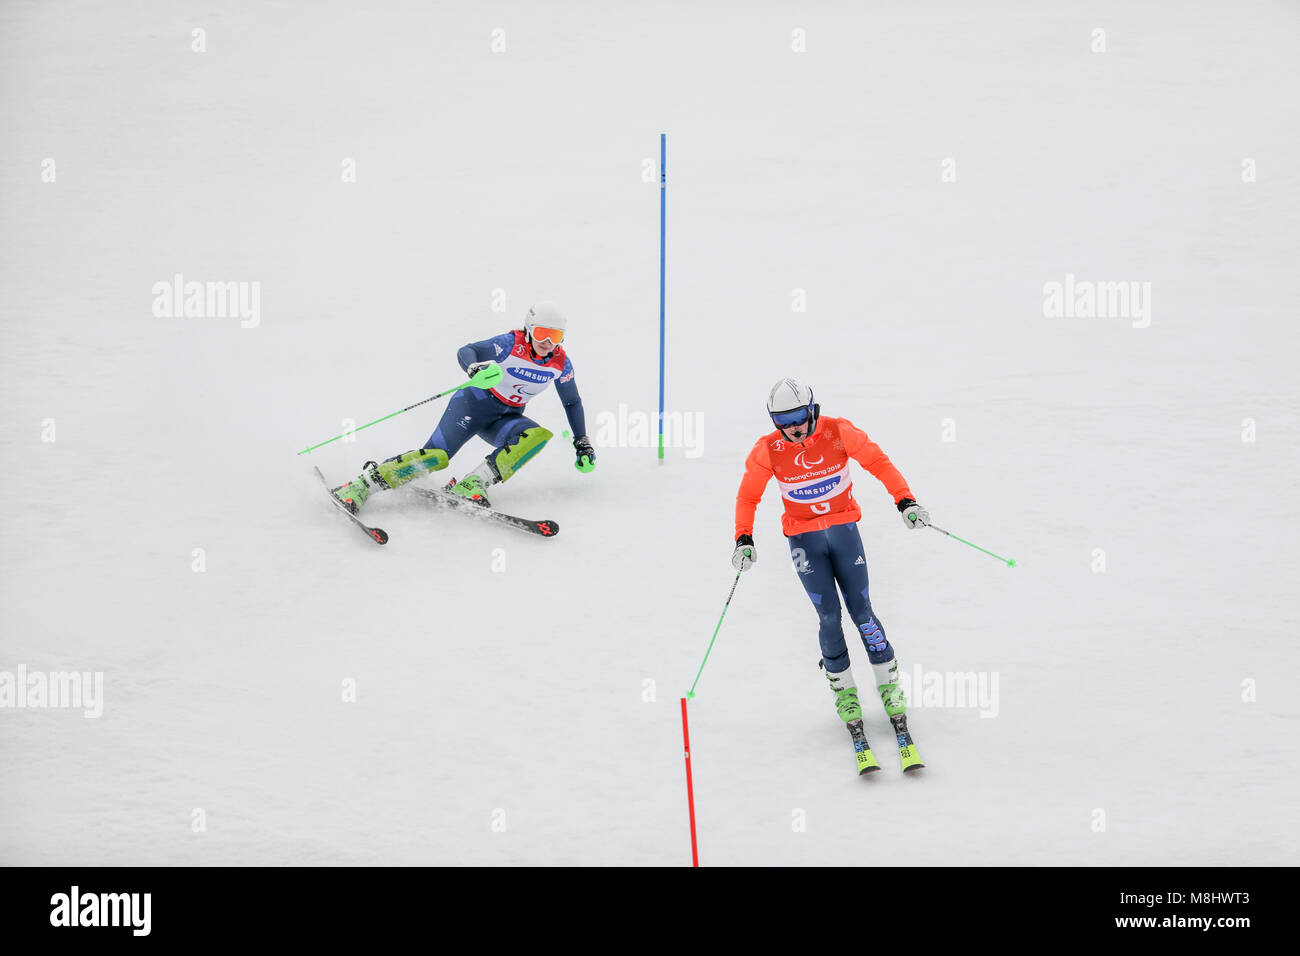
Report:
332,447,449,513
873,659,924,773
492,426,552,480
445,460,495,507
444,426,554,507
331,461,385,514
445,475,491,507
825,665,880,775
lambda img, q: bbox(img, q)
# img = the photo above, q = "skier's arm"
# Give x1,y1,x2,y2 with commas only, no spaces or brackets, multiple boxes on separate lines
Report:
734,439,774,539
555,357,587,437
457,333,516,373
838,419,913,505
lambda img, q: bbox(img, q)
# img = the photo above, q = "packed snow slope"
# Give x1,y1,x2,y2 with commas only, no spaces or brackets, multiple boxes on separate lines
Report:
1,1,1297,865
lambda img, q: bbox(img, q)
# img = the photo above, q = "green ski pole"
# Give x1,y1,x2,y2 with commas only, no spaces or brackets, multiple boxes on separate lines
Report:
297,364,503,455
926,522,1016,568
686,566,746,700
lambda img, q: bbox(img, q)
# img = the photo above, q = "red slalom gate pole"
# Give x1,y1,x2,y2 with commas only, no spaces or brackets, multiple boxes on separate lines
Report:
680,697,699,866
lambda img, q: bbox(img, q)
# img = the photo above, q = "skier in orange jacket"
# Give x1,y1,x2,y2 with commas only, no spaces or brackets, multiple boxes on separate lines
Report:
732,378,929,773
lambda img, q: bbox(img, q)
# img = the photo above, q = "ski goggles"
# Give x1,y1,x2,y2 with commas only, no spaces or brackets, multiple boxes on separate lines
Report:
770,407,811,428
530,326,565,345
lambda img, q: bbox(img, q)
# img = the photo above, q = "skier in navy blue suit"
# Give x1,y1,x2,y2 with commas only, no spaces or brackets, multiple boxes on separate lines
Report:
330,302,595,512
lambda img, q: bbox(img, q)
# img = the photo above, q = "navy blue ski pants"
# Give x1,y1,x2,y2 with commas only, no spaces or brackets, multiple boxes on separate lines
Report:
423,387,539,461
787,522,895,675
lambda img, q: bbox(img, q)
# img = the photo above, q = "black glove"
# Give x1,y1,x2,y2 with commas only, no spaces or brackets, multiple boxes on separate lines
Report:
573,436,596,469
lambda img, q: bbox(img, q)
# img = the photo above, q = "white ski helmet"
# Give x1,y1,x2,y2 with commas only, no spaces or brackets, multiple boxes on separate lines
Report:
767,377,819,434
524,301,567,347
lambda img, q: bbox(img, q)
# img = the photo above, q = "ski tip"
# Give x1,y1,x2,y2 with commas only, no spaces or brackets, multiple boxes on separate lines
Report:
902,763,925,773
859,765,883,776
370,528,389,545
537,521,559,536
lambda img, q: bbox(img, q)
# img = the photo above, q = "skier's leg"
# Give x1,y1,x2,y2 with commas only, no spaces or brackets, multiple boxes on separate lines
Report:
485,415,553,482
421,388,485,458
369,390,489,490
828,522,906,717
789,530,862,723
332,447,451,512
331,391,475,512
447,413,553,503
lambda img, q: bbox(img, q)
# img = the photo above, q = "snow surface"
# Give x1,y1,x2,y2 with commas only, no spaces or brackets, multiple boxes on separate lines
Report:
2,0,1297,866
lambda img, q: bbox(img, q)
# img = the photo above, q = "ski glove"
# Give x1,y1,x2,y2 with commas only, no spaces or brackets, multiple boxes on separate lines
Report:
732,534,757,571
897,497,930,529
573,436,596,469
466,361,494,378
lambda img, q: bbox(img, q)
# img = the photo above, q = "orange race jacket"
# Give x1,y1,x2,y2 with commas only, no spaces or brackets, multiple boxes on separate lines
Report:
735,416,913,538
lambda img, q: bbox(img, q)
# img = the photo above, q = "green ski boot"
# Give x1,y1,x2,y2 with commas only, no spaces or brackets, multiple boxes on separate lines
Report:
826,666,880,774
332,448,449,513
440,426,554,507
873,660,924,773
330,461,385,514
828,674,863,722
446,473,491,507
491,426,553,480
879,681,907,718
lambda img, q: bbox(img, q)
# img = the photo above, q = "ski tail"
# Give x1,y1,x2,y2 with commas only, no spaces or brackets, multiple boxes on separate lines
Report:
847,719,882,775
410,486,559,538
890,713,924,772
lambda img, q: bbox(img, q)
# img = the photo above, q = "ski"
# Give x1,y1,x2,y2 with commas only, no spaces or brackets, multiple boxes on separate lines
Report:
314,466,389,545
409,486,559,538
890,713,925,772
847,719,882,775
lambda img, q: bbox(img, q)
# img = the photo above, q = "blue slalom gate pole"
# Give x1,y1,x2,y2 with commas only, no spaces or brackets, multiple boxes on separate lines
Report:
658,132,666,465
